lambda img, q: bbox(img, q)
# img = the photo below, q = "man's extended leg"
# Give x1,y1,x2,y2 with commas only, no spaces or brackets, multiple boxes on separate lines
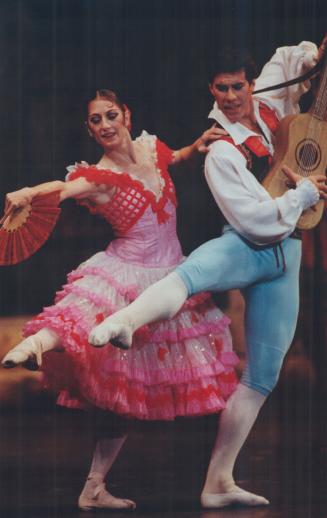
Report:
89,231,261,348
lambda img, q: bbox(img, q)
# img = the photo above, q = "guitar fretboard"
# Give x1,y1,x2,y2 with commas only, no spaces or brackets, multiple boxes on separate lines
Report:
313,54,327,121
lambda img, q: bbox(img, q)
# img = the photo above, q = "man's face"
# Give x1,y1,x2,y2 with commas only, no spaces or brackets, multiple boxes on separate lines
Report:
209,69,255,123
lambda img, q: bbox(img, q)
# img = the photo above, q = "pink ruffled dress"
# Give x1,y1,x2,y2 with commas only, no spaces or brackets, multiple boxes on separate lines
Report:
24,132,239,420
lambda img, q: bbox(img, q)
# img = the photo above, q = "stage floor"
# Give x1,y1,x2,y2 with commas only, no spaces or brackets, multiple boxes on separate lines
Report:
0,387,326,518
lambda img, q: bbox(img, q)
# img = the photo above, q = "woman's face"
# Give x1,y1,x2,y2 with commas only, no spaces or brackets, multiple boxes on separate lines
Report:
87,99,129,151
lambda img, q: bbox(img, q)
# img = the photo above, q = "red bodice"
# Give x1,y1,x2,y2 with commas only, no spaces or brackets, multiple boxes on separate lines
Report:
67,136,177,235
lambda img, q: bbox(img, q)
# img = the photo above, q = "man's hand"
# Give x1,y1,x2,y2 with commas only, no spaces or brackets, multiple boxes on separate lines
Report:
282,165,327,199
196,124,228,153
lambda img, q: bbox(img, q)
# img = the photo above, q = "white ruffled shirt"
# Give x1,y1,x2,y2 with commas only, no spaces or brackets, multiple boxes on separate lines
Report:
205,41,320,245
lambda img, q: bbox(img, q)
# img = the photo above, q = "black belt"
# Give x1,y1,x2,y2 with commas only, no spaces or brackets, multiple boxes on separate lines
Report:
290,228,302,240
240,231,302,273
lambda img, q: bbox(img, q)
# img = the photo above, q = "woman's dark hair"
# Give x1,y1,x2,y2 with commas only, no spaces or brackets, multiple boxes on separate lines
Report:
208,48,257,84
87,89,126,113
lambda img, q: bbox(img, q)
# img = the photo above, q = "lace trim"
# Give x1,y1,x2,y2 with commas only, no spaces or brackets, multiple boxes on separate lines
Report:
148,318,233,344
54,284,118,313
67,266,138,301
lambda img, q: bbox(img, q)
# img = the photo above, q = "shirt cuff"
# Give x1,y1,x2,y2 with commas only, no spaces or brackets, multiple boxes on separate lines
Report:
295,178,320,210
300,41,318,68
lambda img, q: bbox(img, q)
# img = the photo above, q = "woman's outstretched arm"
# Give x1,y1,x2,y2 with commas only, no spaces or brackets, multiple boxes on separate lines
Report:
1,176,100,222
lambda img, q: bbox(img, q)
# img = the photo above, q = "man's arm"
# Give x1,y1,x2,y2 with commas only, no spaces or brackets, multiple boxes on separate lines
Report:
254,41,318,119
204,141,321,245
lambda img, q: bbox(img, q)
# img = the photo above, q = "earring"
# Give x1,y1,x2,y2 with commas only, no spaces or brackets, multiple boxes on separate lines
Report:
85,121,93,138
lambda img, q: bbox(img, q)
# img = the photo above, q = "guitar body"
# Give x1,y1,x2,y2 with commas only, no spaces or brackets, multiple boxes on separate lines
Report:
263,113,327,229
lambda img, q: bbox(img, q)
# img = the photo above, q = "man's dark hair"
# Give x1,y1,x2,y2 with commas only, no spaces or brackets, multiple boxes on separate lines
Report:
208,48,257,84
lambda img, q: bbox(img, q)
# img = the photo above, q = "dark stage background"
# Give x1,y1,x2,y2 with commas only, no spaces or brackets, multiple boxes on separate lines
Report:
0,1,327,516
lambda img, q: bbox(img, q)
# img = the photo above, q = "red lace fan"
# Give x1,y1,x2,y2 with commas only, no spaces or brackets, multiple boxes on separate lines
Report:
0,191,61,265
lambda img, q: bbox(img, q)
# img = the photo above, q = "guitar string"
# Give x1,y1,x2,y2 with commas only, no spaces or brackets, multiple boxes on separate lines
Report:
299,63,327,174
296,66,327,177
299,72,326,175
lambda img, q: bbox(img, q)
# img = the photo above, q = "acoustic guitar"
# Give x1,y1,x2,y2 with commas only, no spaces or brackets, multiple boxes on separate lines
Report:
262,55,327,230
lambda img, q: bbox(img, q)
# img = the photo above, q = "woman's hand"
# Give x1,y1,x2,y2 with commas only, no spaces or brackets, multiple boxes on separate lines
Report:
173,125,228,164
195,124,228,153
0,187,34,224
282,165,327,199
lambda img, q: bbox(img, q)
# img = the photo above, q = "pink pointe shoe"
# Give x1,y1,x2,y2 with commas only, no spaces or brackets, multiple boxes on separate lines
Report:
1,336,43,370
78,477,136,511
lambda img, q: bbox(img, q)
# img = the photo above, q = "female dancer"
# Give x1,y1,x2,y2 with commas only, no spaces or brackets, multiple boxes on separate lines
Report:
1,89,239,510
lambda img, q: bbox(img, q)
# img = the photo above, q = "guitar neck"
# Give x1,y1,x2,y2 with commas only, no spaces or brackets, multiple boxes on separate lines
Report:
311,53,327,121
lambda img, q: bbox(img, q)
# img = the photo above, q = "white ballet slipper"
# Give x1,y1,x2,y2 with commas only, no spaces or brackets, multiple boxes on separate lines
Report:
2,336,43,370
201,488,269,508
88,320,133,350
78,478,136,511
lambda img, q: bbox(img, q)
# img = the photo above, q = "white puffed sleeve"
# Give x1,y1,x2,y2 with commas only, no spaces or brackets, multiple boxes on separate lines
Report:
254,41,318,119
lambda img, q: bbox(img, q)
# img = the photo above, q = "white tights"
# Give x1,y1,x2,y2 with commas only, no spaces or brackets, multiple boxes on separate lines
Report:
2,328,61,368
89,437,126,479
79,436,136,510
201,384,269,508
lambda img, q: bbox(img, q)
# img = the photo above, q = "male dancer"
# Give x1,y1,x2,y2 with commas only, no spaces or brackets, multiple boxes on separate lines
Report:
90,40,327,508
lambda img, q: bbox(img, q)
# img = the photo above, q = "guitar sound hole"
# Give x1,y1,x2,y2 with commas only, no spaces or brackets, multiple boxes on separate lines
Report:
295,139,321,171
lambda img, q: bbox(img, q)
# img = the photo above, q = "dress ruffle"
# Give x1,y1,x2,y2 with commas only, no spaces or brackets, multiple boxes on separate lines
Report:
24,251,238,420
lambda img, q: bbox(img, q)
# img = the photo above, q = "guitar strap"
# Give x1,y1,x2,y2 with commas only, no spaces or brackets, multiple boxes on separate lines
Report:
253,58,323,95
